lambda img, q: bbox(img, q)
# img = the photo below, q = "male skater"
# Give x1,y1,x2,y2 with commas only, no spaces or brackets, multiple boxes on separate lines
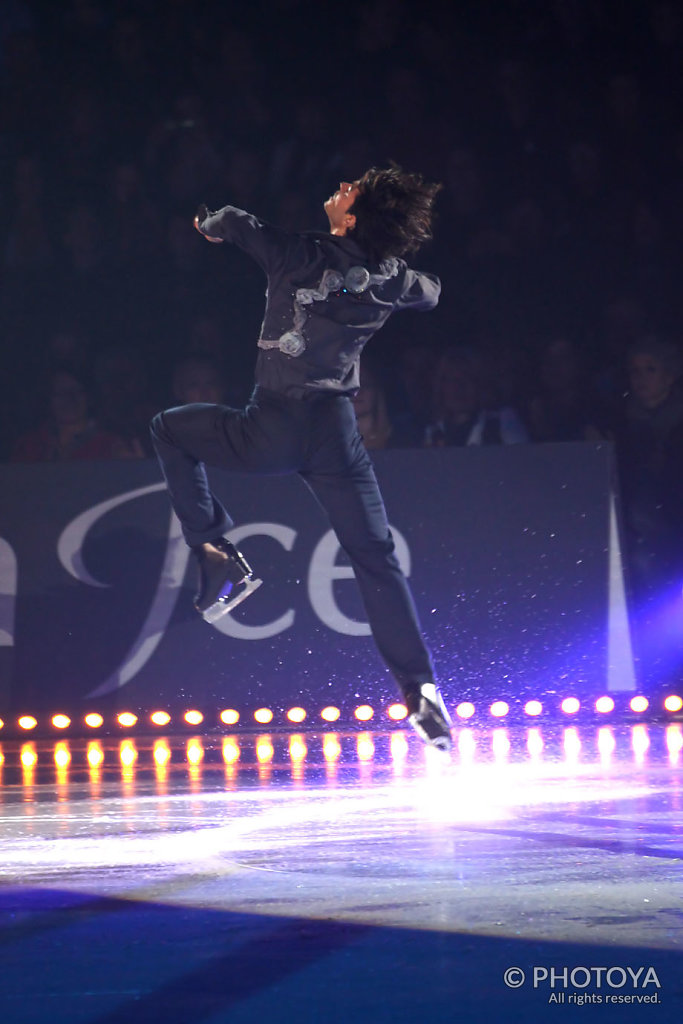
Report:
150,166,453,751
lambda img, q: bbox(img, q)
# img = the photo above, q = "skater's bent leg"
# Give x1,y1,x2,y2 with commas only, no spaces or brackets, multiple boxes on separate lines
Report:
150,403,233,546
300,457,435,694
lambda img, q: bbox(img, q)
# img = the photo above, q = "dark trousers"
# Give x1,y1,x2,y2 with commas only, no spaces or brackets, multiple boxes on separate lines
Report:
150,386,434,696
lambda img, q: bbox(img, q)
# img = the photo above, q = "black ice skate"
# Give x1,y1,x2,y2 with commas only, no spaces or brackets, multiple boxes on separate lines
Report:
193,538,262,624
405,683,453,752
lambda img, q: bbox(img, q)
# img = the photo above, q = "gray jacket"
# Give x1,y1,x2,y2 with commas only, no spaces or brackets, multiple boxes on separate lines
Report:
197,204,441,397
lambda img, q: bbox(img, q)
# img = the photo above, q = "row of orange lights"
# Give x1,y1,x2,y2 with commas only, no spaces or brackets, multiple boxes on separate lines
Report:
1,694,682,733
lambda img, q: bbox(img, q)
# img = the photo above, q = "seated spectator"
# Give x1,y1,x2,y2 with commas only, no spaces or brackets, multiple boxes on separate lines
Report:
614,335,683,600
352,359,395,450
172,353,229,406
92,346,158,456
424,347,528,446
525,335,607,442
10,366,134,462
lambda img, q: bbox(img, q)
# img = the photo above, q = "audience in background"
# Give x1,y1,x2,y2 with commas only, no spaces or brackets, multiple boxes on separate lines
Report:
424,348,528,447
2,0,683,624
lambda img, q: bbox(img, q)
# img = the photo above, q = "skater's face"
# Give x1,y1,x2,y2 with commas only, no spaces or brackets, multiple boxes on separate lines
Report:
324,181,360,235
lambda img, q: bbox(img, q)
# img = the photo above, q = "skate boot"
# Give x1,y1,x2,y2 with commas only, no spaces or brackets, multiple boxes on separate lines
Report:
404,682,453,752
193,537,262,624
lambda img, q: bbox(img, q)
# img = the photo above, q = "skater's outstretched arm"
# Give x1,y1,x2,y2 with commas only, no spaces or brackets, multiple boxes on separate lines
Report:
193,203,296,275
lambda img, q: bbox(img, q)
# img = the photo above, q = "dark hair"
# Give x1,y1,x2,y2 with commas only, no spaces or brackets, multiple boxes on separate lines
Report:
348,165,442,261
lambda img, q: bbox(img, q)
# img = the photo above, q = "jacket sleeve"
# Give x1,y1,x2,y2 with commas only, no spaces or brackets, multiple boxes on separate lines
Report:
196,204,292,276
395,269,441,311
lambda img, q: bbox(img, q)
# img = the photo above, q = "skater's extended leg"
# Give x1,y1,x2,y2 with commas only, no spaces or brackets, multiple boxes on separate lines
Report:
300,420,452,750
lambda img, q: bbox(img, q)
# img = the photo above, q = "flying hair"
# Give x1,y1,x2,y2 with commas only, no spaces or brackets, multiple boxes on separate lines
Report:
348,164,442,262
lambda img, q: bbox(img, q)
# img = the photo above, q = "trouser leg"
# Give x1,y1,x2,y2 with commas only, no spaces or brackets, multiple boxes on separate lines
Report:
150,403,235,546
300,452,434,695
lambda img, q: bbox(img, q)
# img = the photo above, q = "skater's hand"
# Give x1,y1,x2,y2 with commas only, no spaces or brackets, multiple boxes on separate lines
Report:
193,215,223,243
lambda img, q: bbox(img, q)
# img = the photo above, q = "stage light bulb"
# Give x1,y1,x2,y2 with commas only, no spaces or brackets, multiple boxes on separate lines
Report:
354,705,374,722
664,694,683,713
0,718,4,730
184,710,203,726
387,703,407,721
151,711,171,727
595,696,614,714
85,713,104,728
561,697,580,715
630,696,649,713
220,709,239,725
18,716,37,731
456,702,475,719
287,707,306,724
52,714,71,730
321,706,340,723
117,712,137,728
490,701,509,718
524,700,542,716
254,708,273,724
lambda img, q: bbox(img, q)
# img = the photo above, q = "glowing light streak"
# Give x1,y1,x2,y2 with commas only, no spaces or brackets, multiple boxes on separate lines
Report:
492,728,510,760
222,738,240,763
289,735,307,761
666,724,683,763
457,729,476,763
153,740,171,766
597,727,616,761
323,734,341,761
87,742,104,767
563,726,581,762
526,728,544,759
631,724,650,762
54,742,71,768
186,739,204,764
390,732,409,760
256,736,274,762
20,744,37,768
356,732,375,760
119,740,138,766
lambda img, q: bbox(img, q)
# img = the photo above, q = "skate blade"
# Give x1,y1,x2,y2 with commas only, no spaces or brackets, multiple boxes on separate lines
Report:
408,712,453,753
201,577,263,624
